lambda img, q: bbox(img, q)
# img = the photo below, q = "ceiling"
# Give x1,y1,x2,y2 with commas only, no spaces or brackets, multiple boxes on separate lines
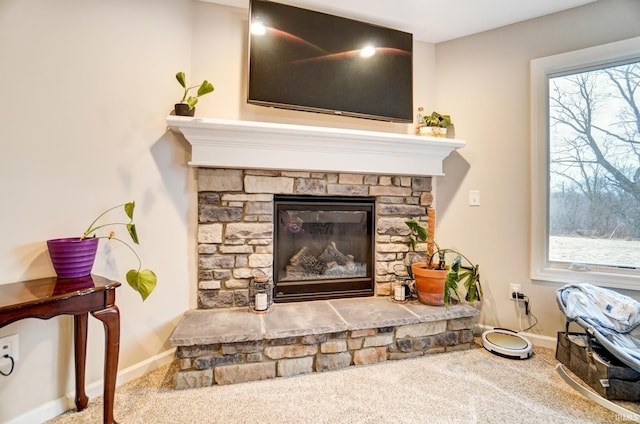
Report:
204,0,598,43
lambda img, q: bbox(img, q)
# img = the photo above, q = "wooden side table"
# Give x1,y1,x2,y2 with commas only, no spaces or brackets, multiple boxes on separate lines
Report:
0,275,121,424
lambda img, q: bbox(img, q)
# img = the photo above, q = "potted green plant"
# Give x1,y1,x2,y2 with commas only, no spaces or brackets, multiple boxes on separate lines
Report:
174,71,214,116
420,111,452,137
47,201,157,301
405,216,481,306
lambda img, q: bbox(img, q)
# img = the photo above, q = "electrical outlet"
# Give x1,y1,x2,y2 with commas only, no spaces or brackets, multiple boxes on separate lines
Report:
0,334,19,368
509,284,522,300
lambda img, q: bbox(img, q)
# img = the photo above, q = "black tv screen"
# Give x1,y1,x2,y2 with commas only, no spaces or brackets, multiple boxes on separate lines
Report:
247,0,413,123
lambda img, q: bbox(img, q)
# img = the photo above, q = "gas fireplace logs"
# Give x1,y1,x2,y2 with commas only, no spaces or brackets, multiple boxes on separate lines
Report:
285,242,360,280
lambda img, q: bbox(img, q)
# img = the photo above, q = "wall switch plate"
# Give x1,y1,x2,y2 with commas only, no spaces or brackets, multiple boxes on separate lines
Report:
0,334,19,368
468,190,480,206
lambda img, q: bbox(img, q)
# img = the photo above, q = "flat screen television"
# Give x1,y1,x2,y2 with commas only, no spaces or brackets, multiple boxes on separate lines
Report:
247,0,413,123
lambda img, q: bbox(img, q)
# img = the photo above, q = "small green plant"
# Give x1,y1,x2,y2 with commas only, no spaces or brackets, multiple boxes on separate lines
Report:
405,218,481,305
423,111,452,128
81,201,157,301
176,71,214,110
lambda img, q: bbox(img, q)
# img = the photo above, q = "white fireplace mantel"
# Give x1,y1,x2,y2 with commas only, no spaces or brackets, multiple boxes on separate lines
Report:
166,116,465,176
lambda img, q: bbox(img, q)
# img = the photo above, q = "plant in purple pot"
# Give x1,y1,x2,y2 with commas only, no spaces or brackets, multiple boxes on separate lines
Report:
80,201,157,301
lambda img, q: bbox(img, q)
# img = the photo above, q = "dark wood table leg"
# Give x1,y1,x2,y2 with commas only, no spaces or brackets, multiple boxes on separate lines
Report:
73,313,89,411
92,305,120,424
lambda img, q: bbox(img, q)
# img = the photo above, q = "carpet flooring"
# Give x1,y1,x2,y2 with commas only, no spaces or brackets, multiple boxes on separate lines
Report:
47,343,640,423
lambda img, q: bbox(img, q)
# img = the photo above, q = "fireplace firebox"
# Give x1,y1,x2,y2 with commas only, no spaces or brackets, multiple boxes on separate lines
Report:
273,195,375,302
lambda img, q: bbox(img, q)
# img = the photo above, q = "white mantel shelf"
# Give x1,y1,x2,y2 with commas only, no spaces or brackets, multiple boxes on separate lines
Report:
166,116,465,177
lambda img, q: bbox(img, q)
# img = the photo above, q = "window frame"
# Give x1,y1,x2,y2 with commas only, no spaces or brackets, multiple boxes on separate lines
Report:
530,36,640,290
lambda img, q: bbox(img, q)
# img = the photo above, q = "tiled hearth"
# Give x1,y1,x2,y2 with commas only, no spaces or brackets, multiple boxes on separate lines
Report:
166,117,471,388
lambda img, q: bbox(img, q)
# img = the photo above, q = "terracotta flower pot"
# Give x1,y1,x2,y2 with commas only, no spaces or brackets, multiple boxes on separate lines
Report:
46,237,99,278
411,262,447,306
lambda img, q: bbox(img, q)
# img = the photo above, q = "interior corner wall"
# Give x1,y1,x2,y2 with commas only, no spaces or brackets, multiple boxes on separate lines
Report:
433,0,640,336
0,0,435,422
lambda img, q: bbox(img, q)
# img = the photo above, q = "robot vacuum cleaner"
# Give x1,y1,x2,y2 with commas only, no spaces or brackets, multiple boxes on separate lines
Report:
482,328,533,359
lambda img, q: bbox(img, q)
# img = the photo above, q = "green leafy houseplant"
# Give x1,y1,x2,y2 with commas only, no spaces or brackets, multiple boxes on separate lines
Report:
405,218,481,306
422,111,452,128
81,201,157,301
175,71,214,110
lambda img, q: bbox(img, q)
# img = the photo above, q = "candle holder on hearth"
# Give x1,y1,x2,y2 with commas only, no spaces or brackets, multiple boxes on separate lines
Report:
391,264,412,303
249,269,273,313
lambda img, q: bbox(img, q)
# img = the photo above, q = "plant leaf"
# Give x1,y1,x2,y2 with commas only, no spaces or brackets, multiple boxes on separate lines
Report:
187,96,198,109
442,256,463,306
450,256,461,272
127,223,139,244
405,219,428,242
126,269,157,301
124,201,135,220
408,238,417,251
176,72,186,88
197,80,214,97
444,269,459,305
459,265,481,302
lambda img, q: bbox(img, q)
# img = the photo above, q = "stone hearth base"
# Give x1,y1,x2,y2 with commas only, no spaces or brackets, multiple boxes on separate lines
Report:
169,298,479,389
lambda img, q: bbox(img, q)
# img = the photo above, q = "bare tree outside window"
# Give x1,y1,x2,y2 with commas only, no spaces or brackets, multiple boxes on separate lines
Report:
548,61,640,268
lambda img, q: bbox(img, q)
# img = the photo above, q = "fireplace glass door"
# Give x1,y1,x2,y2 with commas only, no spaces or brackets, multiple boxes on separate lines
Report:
273,195,375,302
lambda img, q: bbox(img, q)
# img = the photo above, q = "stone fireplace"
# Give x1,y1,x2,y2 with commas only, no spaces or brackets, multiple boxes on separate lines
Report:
167,117,477,389
168,116,465,310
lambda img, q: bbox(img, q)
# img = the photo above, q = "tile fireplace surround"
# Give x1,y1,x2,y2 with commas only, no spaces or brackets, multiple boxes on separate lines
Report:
166,117,478,388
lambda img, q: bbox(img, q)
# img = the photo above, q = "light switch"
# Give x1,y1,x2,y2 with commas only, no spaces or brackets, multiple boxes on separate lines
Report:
469,190,480,206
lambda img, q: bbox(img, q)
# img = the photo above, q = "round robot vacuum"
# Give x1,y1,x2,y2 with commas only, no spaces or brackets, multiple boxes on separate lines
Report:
482,328,533,359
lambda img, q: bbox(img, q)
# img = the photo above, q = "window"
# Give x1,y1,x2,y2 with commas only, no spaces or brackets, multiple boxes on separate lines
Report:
531,36,640,289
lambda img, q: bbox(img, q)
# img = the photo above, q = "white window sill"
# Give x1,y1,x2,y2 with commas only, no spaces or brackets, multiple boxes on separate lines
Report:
531,265,640,291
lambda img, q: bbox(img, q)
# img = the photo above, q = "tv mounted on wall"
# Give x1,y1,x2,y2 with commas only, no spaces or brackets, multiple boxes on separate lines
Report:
247,0,413,123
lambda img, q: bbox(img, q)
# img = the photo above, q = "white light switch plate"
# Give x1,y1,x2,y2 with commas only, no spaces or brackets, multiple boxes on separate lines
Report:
469,190,480,206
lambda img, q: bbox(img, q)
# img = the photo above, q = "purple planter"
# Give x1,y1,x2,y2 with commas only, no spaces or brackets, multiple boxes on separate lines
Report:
46,237,99,278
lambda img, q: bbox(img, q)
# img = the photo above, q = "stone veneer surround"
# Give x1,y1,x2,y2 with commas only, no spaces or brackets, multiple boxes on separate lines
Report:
196,167,432,309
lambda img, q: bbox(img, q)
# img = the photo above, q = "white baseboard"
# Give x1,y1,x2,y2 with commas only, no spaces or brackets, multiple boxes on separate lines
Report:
73,347,176,404
5,398,70,424
6,348,176,424
474,324,557,350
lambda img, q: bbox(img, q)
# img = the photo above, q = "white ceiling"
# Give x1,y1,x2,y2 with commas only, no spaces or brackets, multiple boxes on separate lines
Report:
204,0,598,43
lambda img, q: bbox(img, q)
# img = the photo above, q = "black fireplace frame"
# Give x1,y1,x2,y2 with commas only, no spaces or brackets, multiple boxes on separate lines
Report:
273,195,375,302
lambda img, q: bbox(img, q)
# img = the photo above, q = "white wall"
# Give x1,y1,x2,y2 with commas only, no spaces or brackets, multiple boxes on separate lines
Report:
0,0,196,421
434,0,640,336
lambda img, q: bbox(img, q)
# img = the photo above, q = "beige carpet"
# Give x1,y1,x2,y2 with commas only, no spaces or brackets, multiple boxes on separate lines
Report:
47,343,640,423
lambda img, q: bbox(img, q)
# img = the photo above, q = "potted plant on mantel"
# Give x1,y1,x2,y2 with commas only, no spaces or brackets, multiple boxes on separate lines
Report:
46,201,157,301
419,111,453,138
174,71,214,117
405,210,481,306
